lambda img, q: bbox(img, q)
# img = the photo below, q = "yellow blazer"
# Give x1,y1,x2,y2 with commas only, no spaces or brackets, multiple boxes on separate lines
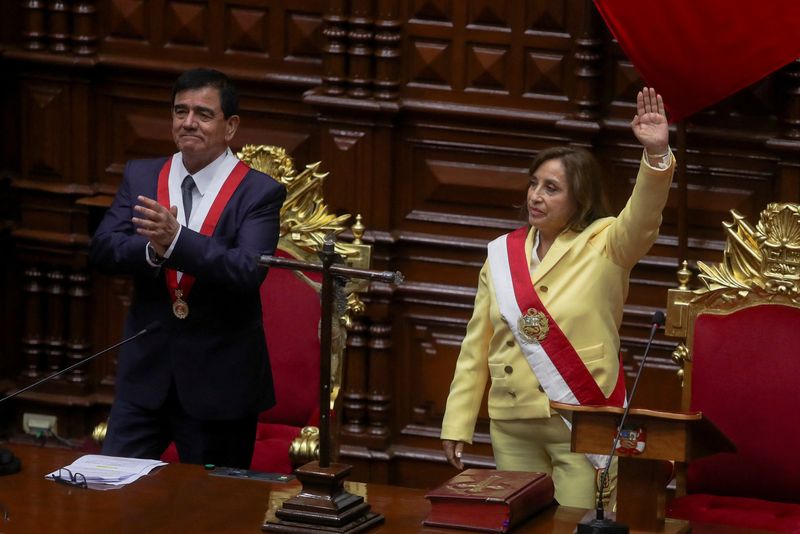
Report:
441,154,675,444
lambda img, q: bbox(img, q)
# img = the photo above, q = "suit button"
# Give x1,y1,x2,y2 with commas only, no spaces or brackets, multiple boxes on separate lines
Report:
539,285,548,293
506,340,515,347
538,385,544,392
504,365,513,374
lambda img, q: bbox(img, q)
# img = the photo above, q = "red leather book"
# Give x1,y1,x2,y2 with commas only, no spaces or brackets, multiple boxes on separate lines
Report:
423,469,555,533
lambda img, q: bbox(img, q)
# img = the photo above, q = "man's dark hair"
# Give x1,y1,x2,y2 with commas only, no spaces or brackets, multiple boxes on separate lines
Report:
172,68,239,118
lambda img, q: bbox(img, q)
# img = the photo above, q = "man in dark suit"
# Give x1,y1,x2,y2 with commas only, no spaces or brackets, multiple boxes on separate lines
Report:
90,68,286,468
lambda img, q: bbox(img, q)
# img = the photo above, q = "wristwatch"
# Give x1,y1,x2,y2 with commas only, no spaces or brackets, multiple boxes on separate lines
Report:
147,242,166,266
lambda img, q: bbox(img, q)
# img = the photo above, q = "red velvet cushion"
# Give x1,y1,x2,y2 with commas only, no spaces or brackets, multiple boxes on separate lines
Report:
250,422,304,474
689,305,800,503
258,248,321,427
669,494,800,533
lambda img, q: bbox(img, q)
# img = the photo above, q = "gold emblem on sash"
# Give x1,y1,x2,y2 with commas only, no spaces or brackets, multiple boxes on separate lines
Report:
173,289,189,319
517,308,548,343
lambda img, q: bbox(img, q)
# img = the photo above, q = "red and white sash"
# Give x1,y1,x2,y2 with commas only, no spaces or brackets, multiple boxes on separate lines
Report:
487,226,626,407
157,154,251,306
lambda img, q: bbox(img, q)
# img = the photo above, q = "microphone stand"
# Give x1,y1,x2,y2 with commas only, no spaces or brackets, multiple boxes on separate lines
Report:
0,322,161,477
259,238,403,533
577,311,665,534
0,322,160,405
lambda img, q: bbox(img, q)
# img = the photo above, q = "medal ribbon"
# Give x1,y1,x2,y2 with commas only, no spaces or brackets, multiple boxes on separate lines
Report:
156,157,251,305
495,226,626,406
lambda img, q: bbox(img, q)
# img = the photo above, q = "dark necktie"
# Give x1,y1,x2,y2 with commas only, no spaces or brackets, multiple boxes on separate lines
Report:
181,175,195,223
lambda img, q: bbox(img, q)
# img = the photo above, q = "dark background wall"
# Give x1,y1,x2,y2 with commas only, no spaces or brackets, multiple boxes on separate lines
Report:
1,0,798,489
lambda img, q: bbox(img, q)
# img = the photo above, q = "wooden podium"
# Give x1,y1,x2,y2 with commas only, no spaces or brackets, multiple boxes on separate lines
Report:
551,402,735,533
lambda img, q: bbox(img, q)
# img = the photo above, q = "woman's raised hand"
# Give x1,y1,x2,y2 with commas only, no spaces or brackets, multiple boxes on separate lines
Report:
631,87,669,157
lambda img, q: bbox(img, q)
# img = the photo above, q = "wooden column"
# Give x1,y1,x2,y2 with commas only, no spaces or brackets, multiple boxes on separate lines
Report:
21,0,47,51
347,0,374,98
373,0,401,101
20,267,45,379
342,318,369,439
572,1,602,123
322,0,349,95
66,272,90,387
556,0,602,134
366,321,391,449
47,0,71,53
44,270,67,377
72,0,98,56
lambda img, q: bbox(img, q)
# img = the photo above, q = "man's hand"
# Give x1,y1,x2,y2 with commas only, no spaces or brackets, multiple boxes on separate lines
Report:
132,196,180,257
631,87,669,159
442,439,465,470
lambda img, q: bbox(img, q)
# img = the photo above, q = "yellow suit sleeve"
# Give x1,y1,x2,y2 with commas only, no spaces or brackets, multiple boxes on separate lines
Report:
440,261,493,444
604,151,675,269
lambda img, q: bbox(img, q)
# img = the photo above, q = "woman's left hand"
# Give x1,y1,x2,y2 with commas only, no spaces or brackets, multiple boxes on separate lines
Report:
631,87,669,156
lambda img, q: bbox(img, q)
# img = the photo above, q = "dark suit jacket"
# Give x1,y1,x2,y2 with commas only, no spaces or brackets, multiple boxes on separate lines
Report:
90,156,287,420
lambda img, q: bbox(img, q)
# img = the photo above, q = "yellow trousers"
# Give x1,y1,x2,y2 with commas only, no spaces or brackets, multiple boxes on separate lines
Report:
490,415,617,508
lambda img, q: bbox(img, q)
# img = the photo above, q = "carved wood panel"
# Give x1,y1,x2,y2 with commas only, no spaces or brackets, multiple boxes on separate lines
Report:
100,0,324,79
20,79,71,182
405,0,580,114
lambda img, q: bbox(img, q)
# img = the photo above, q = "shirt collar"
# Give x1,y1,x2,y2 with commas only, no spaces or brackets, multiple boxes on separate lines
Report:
530,229,541,272
177,148,231,196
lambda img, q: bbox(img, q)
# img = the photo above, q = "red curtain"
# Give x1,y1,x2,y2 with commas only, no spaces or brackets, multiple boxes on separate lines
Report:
594,0,800,121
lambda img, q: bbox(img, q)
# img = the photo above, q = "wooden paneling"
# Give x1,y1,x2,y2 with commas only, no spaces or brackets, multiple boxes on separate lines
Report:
98,0,324,81
404,0,578,114
2,0,800,490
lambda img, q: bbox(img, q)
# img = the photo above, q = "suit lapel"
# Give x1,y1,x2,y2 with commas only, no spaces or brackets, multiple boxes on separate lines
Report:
530,227,580,284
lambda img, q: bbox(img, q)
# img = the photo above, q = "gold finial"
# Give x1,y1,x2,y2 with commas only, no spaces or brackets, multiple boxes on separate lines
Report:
352,214,365,245
677,260,692,290
289,426,320,465
671,343,690,388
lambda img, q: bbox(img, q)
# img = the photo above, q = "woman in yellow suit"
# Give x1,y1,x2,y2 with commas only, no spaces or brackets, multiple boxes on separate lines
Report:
440,88,674,507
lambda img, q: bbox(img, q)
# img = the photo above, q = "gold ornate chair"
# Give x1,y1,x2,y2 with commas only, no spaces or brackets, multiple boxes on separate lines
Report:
665,203,800,531
162,145,371,472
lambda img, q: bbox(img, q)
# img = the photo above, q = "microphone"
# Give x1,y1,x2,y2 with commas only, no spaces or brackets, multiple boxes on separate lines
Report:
0,321,161,405
577,310,666,534
0,321,161,476
0,321,160,476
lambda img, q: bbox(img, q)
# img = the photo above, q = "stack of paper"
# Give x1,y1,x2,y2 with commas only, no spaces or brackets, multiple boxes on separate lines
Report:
45,454,166,490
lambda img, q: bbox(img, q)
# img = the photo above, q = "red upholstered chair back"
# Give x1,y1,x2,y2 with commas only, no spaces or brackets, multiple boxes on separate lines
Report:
259,248,321,428
688,305,800,503
238,144,371,472
664,204,800,531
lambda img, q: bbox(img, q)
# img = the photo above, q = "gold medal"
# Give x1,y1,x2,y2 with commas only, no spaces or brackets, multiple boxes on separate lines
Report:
173,289,189,319
517,308,549,343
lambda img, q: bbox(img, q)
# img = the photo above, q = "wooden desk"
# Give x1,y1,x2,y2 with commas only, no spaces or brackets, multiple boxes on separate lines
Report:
0,444,768,533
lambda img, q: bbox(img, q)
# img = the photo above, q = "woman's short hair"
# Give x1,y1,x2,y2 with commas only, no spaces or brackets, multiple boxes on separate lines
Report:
528,146,611,232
